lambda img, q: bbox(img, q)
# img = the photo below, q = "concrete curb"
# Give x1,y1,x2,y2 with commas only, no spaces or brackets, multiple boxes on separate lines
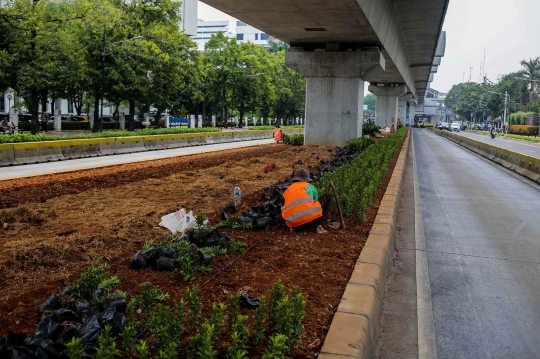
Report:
431,129,540,183
319,130,411,359
0,129,303,167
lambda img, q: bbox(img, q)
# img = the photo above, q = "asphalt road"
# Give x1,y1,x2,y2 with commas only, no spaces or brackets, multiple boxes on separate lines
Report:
0,139,274,181
449,130,540,159
377,129,540,359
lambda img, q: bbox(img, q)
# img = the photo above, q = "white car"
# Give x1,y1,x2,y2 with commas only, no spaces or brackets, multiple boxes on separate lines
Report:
451,122,460,131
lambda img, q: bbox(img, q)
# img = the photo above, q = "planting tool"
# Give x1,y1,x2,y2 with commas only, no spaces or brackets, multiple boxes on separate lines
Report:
329,181,346,230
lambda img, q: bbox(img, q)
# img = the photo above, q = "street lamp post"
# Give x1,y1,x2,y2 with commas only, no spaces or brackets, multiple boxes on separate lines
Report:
99,35,143,132
7,94,12,110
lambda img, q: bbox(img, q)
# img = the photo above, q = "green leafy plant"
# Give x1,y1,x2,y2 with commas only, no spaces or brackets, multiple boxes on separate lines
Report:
186,286,203,331
142,239,156,251
189,323,217,359
215,216,252,232
120,325,137,356
227,294,241,333
252,295,266,345
95,326,121,359
66,337,83,359
261,334,289,359
146,304,184,347
126,298,138,327
283,134,304,145
227,315,249,358
67,258,114,300
289,288,306,347
207,302,227,339
267,280,286,332
176,253,212,281
157,342,178,359
136,282,170,314
136,340,150,359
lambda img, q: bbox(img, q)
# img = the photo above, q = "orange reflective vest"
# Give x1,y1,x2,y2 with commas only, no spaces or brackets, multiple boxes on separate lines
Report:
273,128,283,141
281,182,323,227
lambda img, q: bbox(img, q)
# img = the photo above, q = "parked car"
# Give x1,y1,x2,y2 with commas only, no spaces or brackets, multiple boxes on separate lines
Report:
450,122,460,131
439,122,450,130
96,116,118,124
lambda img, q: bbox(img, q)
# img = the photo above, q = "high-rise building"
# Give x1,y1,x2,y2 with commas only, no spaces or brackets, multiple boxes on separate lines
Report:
235,21,273,48
193,20,234,50
178,0,198,37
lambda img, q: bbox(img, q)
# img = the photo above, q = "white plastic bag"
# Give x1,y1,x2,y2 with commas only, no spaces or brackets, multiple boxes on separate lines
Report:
159,208,197,234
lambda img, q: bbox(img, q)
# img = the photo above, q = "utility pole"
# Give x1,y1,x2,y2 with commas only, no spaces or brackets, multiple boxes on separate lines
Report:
469,67,473,82
503,91,508,135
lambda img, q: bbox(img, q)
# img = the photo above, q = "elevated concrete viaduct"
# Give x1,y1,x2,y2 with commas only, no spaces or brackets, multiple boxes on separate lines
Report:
201,0,449,145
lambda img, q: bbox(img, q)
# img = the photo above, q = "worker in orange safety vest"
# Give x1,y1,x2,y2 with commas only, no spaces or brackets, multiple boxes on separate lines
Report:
273,124,284,143
281,168,332,234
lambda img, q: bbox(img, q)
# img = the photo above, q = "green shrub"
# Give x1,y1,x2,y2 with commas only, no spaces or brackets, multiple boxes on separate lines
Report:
283,134,304,145
315,128,407,220
250,125,304,131
67,258,120,301
346,137,374,152
0,127,221,143
507,125,538,136
363,123,381,136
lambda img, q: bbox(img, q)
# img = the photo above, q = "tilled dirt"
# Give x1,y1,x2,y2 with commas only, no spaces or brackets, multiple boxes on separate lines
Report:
0,142,401,358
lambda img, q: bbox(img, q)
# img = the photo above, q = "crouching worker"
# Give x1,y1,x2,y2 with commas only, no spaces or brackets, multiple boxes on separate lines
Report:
281,168,332,234
273,124,284,143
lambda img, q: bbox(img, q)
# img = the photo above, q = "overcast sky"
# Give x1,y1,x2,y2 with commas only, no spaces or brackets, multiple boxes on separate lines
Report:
198,0,540,93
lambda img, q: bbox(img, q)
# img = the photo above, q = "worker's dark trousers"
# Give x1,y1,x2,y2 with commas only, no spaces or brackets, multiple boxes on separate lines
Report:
295,194,333,232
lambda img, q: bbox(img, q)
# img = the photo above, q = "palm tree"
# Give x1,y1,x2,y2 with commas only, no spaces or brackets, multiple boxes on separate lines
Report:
520,57,540,103
267,40,289,54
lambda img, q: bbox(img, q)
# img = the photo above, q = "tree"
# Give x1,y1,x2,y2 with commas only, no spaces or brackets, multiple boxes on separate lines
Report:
267,40,289,54
520,57,540,104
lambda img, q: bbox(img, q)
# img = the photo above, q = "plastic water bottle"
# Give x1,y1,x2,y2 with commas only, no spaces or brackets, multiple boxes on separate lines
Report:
234,184,241,207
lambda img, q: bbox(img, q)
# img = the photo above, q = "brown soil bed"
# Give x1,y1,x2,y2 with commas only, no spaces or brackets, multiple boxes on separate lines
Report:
0,141,401,357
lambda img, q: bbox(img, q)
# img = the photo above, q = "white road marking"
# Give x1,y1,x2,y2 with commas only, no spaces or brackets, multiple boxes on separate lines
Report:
412,130,438,359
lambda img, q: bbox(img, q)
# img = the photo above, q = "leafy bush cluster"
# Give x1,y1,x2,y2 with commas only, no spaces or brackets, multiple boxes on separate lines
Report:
283,134,304,145
507,125,539,136
0,127,221,144
250,125,304,131
67,258,124,301
346,137,374,152
315,128,408,220
67,281,305,359
363,123,381,136
508,111,536,125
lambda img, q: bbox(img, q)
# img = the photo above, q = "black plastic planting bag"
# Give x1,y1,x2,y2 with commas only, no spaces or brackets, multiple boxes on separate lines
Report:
39,295,60,313
141,247,158,265
34,317,62,340
34,339,58,359
130,251,147,270
239,294,260,308
101,297,127,313
252,217,271,231
89,287,102,302
78,315,101,337
73,301,90,316
99,310,126,334
157,246,175,258
156,257,175,271
55,308,80,323
0,333,34,359
57,325,79,345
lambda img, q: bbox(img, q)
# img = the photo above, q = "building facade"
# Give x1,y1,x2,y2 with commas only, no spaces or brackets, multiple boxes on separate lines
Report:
235,22,273,48
193,20,234,50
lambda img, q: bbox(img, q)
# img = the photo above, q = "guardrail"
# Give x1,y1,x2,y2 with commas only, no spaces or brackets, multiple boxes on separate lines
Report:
0,129,303,167
432,129,540,183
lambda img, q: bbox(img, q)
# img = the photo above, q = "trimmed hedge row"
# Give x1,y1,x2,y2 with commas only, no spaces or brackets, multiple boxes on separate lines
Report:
0,127,222,143
315,128,408,221
250,125,304,131
284,134,304,145
507,125,539,136
508,112,536,125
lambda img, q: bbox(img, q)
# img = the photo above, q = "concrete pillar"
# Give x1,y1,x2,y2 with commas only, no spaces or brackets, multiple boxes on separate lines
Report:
119,112,126,130
198,115,202,128
162,113,169,129
54,109,61,131
368,85,408,128
408,104,417,126
189,115,195,128
10,108,19,127
286,49,385,146
245,117,248,128
212,115,216,127
253,117,257,126
89,111,94,129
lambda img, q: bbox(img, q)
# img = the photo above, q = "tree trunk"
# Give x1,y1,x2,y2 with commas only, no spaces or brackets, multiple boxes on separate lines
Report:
93,87,100,132
129,99,135,131
31,91,40,135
